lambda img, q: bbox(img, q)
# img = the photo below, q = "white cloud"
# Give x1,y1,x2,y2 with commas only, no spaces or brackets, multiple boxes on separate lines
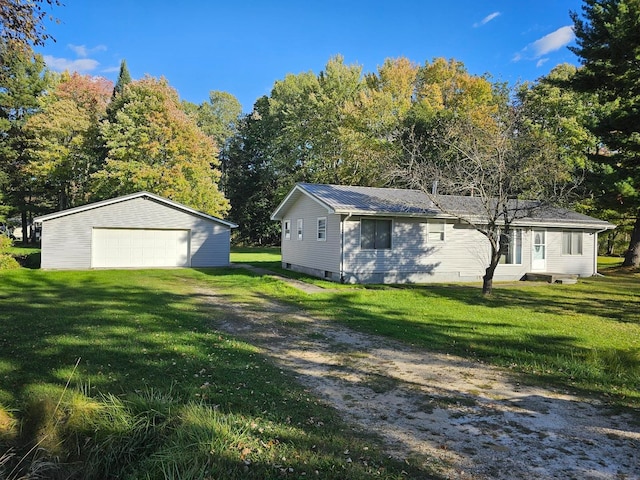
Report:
44,55,100,73
68,44,107,58
531,26,575,57
101,65,121,74
474,12,500,28
513,25,575,62
536,58,549,68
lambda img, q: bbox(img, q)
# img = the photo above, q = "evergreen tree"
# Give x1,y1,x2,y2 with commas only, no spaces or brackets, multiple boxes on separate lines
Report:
569,0,640,266
106,59,132,122
0,39,50,240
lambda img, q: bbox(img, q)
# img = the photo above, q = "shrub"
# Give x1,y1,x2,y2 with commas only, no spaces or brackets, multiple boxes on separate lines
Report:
0,237,19,270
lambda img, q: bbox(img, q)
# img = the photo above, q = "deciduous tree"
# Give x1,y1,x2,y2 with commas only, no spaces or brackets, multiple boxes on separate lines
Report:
395,65,571,294
95,76,229,216
225,97,280,244
0,0,60,47
24,72,113,210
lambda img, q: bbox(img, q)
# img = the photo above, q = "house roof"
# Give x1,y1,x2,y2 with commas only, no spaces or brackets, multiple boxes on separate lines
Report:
271,183,615,230
34,191,238,228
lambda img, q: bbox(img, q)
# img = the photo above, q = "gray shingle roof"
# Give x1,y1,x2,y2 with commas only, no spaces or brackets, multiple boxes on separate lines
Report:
272,183,614,229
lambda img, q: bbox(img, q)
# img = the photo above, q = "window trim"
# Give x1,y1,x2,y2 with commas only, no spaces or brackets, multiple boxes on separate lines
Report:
360,218,392,250
427,220,445,242
296,219,304,240
317,217,327,241
283,219,291,240
562,231,583,256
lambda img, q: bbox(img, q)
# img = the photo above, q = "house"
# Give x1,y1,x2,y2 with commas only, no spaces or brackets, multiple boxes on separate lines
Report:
271,183,616,284
34,191,237,270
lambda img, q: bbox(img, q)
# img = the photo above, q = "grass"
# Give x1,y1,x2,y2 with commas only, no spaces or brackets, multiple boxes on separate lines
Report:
1,248,639,477
598,255,625,269
0,268,430,479
230,249,640,406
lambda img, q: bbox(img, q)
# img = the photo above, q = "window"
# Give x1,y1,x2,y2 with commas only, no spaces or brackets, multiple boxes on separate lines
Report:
361,219,392,250
562,231,583,255
499,229,522,265
283,220,291,240
297,219,303,240
317,217,327,241
428,221,445,242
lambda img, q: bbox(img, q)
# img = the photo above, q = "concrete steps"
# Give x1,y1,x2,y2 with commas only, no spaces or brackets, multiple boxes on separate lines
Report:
525,272,578,284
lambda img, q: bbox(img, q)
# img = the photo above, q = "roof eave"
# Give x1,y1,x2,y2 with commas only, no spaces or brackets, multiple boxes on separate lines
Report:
33,191,238,228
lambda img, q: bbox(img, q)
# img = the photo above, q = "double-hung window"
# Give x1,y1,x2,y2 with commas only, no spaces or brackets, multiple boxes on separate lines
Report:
283,220,291,240
562,231,583,255
317,217,327,241
360,219,392,250
297,219,304,240
427,221,445,242
499,229,522,264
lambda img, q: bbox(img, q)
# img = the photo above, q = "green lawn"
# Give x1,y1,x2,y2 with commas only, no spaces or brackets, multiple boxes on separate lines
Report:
0,268,426,479
231,249,640,405
1,251,639,478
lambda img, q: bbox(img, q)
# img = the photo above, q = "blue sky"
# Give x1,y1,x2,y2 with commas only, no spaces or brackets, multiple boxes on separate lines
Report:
36,0,584,113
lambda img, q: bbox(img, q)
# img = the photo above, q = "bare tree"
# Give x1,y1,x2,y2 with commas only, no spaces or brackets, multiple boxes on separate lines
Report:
394,106,577,295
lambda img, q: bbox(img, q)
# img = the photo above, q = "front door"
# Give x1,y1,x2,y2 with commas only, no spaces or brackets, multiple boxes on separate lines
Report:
531,230,546,271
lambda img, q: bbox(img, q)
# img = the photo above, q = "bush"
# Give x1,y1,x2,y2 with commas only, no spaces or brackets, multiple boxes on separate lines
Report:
0,236,20,270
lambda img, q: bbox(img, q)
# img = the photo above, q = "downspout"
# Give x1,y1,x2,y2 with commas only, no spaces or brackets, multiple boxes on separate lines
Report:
593,227,610,277
340,213,353,283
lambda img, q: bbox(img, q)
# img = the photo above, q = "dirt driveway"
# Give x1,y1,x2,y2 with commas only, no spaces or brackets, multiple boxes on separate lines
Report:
194,284,639,480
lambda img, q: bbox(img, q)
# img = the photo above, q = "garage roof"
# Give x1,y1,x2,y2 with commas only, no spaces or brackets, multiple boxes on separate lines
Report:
34,191,238,228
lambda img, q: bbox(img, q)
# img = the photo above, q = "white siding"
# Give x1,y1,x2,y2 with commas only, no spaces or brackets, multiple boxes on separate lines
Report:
40,197,231,270
545,229,597,276
341,221,595,283
279,195,341,279
343,217,496,283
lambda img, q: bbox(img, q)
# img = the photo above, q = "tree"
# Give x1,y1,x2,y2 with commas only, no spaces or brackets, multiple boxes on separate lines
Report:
0,0,60,46
268,55,365,191
395,67,572,294
0,39,50,240
94,76,229,216
112,59,131,98
185,90,242,150
225,97,280,245
24,72,113,210
182,90,242,195
569,0,640,266
339,57,419,186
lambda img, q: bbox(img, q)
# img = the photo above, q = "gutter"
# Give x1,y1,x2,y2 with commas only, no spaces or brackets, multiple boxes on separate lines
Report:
340,213,353,283
593,227,612,277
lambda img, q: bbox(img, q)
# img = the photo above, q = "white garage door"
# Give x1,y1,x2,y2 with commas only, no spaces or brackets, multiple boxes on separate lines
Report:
92,228,190,268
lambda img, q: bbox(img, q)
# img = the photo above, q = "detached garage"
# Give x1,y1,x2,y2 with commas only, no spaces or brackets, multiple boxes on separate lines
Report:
34,191,238,270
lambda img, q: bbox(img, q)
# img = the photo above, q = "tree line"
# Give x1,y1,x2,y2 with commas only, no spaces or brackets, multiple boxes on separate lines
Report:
1,0,639,269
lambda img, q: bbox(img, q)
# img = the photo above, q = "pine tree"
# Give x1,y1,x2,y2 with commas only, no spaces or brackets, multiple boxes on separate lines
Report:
569,0,640,267
106,59,132,122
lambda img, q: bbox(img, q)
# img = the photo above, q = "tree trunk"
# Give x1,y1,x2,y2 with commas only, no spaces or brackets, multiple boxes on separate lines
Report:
482,258,499,295
623,211,640,267
21,209,28,244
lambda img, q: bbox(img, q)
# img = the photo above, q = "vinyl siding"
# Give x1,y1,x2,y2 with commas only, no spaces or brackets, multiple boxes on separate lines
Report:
342,220,594,283
544,229,597,276
40,197,231,269
279,195,340,279
343,217,495,283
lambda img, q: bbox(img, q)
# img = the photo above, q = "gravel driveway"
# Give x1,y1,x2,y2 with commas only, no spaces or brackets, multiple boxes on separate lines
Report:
194,284,640,480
